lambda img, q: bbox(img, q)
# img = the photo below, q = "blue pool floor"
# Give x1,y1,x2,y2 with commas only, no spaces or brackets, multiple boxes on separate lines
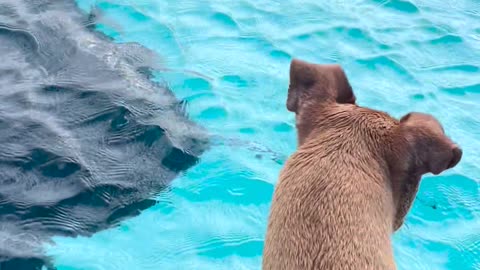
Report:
46,0,480,269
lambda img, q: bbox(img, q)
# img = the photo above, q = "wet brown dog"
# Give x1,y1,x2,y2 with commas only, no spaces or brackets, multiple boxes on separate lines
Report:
262,59,462,270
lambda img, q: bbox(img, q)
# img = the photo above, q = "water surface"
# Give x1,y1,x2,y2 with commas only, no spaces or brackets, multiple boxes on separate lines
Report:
0,0,207,269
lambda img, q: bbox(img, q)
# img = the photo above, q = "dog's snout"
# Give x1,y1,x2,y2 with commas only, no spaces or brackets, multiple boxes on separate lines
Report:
449,145,462,169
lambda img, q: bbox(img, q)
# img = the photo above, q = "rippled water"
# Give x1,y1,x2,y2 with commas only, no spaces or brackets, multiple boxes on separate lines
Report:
1,0,480,269
0,0,208,269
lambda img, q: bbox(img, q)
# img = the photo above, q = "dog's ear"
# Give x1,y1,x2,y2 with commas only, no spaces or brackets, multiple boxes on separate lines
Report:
400,112,462,175
287,59,356,112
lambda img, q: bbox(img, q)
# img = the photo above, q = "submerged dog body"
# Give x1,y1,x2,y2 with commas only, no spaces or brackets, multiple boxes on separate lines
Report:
262,59,462,270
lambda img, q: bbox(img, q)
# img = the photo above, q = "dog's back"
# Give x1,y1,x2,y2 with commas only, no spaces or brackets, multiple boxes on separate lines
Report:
263,106,398,270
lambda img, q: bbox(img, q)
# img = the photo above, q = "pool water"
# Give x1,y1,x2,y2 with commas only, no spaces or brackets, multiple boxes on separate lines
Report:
44,0,480,269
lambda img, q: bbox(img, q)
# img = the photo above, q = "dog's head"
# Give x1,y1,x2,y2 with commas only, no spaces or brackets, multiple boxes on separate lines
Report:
287,58,462,176
391,112,462,231
397,112,462,176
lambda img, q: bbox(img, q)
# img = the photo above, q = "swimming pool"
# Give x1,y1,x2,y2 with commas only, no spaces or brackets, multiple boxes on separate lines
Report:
5,0,480,269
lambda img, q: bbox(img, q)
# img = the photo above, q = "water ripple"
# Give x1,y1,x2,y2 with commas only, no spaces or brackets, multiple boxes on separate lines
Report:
0,0,208,268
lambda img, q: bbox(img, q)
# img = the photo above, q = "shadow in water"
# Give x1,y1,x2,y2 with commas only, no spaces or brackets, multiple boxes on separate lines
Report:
0,0,209,269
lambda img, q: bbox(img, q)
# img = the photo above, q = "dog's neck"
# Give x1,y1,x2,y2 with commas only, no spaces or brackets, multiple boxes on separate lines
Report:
295,103,405,183
296,104,397,148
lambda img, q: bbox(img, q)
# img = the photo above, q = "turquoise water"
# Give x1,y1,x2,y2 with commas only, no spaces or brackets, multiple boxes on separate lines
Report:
46,0,480,269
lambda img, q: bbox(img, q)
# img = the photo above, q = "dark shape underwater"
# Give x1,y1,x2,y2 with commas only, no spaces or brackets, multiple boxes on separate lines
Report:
0,0,208,269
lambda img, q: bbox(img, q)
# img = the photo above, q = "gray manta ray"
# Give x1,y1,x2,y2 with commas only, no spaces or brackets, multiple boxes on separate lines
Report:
0,0,208,269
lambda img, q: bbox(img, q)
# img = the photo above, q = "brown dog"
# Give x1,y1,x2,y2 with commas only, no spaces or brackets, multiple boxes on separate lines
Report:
262,59,462,270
